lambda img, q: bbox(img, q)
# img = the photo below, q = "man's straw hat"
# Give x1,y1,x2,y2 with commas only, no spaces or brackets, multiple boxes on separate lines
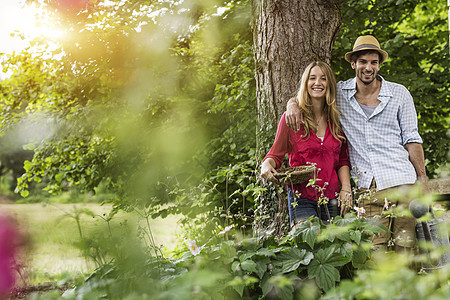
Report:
345,35,389,63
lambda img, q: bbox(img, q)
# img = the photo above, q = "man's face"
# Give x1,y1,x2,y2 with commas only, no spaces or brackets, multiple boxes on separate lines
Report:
351,52,380,85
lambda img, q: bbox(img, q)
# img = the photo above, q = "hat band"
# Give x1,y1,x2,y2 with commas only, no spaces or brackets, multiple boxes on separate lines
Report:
353,44,381,52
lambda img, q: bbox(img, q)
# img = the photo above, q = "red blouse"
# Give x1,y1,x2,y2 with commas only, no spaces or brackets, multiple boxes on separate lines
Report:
264,113,350,201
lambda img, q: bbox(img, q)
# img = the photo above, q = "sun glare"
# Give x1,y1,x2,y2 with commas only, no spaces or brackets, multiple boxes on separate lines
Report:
0,0,64,53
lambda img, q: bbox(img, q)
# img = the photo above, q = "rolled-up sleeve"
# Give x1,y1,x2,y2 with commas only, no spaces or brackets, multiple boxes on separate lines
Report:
263,113,290,169
398,87,423,145
337,138,350,169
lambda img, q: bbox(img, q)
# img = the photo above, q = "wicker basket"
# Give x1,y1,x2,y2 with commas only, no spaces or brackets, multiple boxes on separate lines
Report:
274,165,315,185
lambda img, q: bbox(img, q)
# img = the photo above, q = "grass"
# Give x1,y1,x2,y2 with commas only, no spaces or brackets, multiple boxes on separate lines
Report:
1,202,181,285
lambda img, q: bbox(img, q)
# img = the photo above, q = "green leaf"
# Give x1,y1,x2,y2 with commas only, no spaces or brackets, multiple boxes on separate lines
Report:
335,243,353,260
239,251,256,262
220,241,237,264
256,248,276,257
231,261,240,272
351,248,370,269
232,283,244,297
337,231,352,243
261,273,273,296
327,248,351,267
228,276,245,297
308,259,340,291
302,222,320,249
23,160,33,172
255,260,268,279
286,220,310,241
276,248,313,273
280,284,294,300
307,247,349,291
350,230,362,244
54,173,64,182
240,260,258,273
268,275,295,300
362,219,388,235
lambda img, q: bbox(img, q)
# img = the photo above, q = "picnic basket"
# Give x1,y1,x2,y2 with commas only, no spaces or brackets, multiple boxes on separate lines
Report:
274,165,315,185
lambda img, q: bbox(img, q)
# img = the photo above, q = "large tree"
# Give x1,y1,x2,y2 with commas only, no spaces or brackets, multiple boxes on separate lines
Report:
252,0,341,236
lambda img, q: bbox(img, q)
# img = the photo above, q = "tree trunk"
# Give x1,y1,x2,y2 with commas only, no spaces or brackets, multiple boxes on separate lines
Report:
252,0,341,238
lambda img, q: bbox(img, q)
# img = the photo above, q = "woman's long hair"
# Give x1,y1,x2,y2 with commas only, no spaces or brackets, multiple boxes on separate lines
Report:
296,61,344,142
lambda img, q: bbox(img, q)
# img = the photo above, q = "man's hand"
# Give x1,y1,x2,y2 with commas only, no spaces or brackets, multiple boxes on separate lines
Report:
286,97,303,132
405,143,429,193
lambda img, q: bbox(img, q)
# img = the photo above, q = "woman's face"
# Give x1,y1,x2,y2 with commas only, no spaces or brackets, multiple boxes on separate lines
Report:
307,66,327,100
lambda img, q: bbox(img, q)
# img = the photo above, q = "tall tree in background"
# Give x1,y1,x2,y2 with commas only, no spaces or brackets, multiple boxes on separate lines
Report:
252,0,341,236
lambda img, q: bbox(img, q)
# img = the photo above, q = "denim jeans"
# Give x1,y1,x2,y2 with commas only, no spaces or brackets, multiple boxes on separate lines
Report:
288,189,338,226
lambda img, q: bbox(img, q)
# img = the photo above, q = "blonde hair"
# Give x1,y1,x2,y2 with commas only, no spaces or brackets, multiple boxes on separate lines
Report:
296,61,345,142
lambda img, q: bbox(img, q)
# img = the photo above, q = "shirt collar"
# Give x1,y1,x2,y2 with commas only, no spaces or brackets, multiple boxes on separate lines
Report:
342,75,393,100
342,77,357,91
377,76,393,99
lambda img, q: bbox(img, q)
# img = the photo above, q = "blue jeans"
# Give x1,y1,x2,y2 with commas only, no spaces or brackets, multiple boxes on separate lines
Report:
288,189,338,226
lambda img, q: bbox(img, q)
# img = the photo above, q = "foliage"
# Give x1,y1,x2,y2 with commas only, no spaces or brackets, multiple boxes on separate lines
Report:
21,197,450,299
32,215,384,299
228,215,382,297
323,252,450,300
17,136,116,197
149,25,258,237
5,0,252,213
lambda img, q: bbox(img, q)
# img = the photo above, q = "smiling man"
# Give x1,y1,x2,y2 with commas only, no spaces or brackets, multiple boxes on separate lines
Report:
286,35,428,252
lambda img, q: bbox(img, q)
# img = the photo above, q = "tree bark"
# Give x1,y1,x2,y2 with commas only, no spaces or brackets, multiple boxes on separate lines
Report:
252,0,341,238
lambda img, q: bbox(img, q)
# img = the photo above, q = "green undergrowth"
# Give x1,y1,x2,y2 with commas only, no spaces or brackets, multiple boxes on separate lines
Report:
29,215,384,299
2,203,180,285
50,213,448,300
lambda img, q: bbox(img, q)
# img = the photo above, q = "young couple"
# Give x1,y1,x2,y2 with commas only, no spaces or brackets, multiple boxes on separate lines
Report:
261,35,427,251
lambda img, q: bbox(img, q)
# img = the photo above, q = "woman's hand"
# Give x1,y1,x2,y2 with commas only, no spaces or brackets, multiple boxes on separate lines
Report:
338,189,353,216
261,159,279,183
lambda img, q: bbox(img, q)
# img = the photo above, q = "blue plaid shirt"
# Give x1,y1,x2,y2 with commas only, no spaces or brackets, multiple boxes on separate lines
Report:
337,76,422,191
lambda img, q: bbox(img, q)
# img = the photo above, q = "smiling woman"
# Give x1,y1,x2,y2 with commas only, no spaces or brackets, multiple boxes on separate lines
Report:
0,0,64,54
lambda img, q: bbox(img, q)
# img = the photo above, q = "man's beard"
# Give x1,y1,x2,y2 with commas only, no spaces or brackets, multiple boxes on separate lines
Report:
358,71,377,85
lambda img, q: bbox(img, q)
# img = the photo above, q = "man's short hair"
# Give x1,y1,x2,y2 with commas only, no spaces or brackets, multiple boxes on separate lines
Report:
350,50,383,63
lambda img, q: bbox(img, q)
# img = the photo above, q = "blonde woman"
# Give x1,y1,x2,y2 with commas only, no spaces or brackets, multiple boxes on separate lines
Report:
261,61,352,227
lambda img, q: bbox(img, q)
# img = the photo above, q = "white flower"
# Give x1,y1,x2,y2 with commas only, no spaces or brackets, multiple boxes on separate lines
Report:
187,240,200,256
218,225,234,235
354,206,366,218
383,198,389,210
